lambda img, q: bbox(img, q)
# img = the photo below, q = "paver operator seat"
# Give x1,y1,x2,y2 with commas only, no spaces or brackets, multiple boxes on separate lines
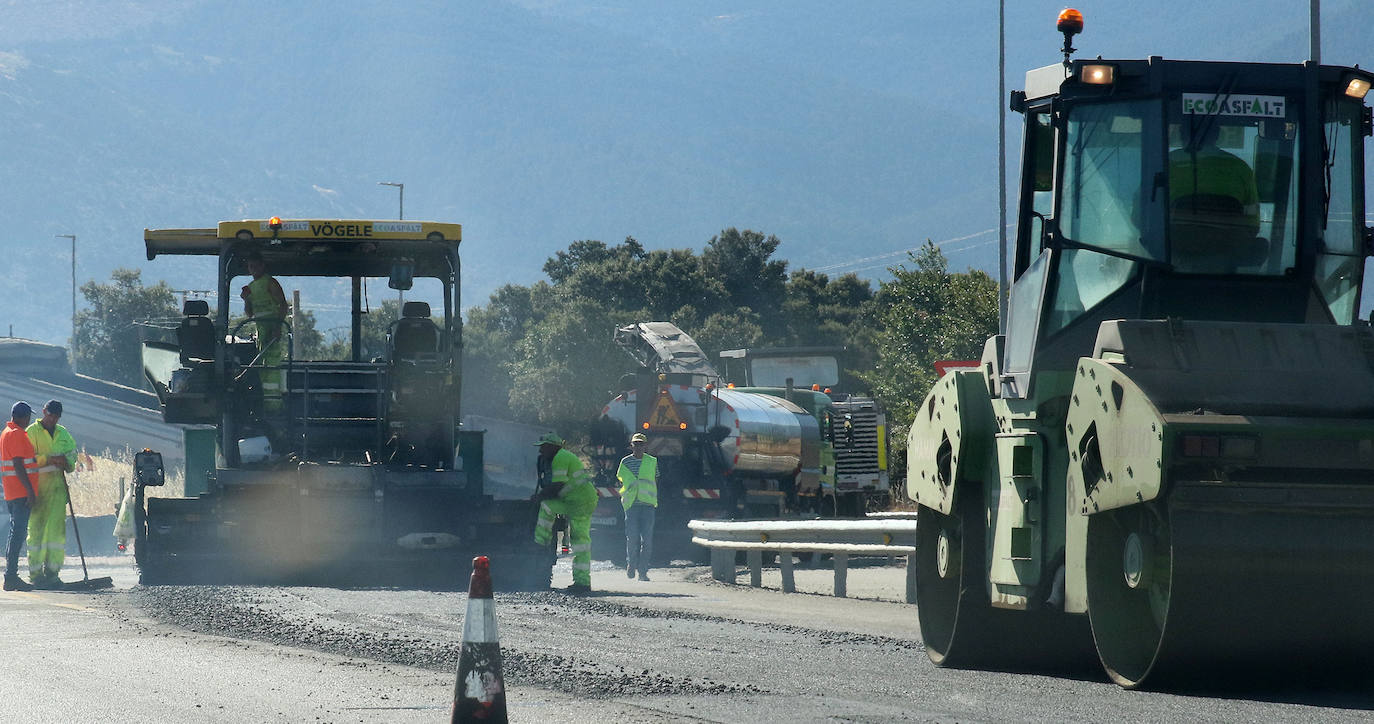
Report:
390,301,440,362
178,299,215,365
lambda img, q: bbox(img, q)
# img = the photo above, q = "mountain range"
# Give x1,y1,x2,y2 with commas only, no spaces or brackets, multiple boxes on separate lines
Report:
0,0,1369,344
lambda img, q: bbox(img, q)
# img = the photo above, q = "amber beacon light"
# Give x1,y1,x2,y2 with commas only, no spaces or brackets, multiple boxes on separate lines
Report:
1058,8,1083,67
1056,8,1083,35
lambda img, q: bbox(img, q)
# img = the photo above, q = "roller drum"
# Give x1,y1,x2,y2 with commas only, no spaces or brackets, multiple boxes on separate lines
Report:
1086,481,1374,688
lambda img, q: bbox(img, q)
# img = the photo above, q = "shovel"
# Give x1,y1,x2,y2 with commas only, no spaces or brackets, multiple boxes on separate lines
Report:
63,495,114,591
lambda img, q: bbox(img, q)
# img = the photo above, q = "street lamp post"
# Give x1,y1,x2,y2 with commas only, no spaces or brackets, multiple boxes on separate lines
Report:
377,181,404,219
377,181,406,306
56,234,76,369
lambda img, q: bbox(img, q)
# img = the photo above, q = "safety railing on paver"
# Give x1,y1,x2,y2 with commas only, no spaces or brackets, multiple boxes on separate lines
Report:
688,513,918,602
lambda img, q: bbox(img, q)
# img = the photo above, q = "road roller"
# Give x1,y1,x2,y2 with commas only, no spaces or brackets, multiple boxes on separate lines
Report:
907,11,1374,688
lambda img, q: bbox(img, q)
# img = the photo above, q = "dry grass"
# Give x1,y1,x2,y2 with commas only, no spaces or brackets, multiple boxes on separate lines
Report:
880,479,917,512
65,449,186,517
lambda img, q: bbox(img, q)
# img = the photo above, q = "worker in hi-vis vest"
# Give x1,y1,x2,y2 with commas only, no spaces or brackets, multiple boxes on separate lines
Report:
617,432,657,581
1168,118,1261,267
532,432,598,593
25,400,76,588
1,401,37,591
240,250,290,411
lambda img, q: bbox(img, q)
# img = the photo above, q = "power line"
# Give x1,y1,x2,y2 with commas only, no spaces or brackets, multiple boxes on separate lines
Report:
844,236,1000,277
811,224,1015,276
809,227,998,274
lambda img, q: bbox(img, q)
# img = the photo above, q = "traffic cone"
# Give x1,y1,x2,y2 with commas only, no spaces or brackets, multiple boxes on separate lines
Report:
452,556,508,724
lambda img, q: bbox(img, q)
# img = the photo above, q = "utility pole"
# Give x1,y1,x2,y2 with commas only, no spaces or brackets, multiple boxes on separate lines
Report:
292,289,301,360
997,0,1008,333
56,234,76,368
1309,0,1320,64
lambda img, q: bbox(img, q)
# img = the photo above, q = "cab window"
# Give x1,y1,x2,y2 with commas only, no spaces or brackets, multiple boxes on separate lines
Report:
1048,100,1157,333
1166,94,1299,276
1060,99,1162,262
1315,97,1366,324
1020,112,1055,259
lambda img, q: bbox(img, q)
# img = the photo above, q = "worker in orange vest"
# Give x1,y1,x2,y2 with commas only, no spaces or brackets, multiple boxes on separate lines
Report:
0,402,38,591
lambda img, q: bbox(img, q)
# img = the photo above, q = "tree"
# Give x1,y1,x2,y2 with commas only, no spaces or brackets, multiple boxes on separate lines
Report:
692,308,765,363
506,298,635,428
863,241,998,445
463,283,549,418
323,299,401,361
702,228,789,335
459,228,883,431
73,268,180,388
290,309,327,359
543,238,645,284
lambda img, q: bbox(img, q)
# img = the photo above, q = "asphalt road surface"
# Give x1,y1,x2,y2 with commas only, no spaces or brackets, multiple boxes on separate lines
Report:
3,555,1374,722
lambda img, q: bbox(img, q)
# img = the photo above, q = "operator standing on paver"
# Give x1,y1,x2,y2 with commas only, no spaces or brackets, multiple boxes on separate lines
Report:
240,251,290,410
1,402,37,591
532,432,598,593
25,400,76,588
618,432,657,582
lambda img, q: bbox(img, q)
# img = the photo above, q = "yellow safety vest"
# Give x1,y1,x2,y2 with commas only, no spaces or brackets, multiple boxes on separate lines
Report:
550,448,592,491
26,421,75,491
617,454,657,510
246,276,287,322
1168,147,1260,228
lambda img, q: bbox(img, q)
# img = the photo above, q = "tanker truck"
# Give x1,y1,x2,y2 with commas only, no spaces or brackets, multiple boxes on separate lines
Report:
907,10,1374,688
717,345,890,515
588,322,824,561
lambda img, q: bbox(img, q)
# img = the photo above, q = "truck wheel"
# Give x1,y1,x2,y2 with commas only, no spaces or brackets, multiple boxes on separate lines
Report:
818,494,837,518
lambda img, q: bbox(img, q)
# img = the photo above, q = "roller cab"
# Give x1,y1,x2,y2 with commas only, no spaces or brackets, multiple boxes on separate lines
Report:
907,13,1374,688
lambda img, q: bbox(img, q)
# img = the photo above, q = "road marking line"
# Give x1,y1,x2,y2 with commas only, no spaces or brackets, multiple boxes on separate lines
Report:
0,590,100,612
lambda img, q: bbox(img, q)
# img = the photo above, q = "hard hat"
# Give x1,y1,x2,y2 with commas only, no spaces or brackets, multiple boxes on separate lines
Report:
630,433,648,444
533,432,565,447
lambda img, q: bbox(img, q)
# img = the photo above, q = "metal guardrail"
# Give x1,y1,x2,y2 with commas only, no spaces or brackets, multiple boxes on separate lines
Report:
689,516,918,602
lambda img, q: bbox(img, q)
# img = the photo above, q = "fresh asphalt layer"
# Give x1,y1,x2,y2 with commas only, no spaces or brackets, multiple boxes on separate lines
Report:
1,554,1372,722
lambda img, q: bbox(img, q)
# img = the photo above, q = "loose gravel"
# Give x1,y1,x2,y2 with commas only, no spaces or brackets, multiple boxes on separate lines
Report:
545,590,924,653
130,586,772,698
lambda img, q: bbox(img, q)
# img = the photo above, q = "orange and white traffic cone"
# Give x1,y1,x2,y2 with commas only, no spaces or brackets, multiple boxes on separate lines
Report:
452,556,508,724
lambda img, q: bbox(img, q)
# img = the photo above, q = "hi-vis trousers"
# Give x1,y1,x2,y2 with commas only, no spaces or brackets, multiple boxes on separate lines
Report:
534,487,598,587
27,477,66,584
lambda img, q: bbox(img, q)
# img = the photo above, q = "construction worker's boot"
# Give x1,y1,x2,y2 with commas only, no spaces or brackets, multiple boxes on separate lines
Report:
3,574,33,592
